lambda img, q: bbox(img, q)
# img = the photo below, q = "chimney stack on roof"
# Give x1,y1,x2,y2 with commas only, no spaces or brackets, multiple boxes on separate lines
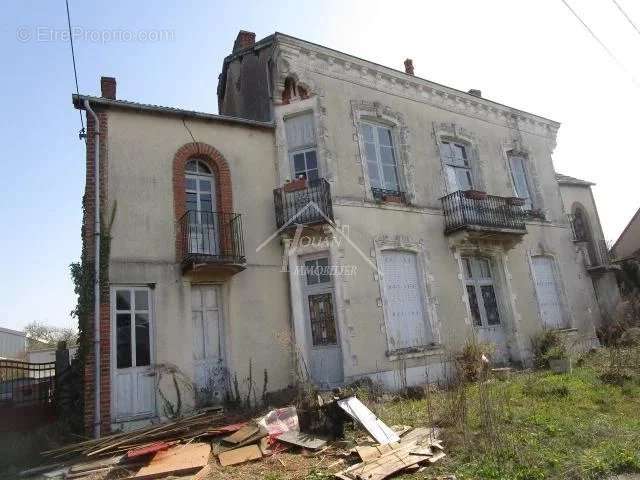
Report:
101,76,116,100
468,89,482,98
233,30,256,52
404,58,414,76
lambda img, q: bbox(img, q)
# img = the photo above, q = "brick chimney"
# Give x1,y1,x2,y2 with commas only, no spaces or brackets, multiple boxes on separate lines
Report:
233,30,256,52
101,76,116,99
404,58,414,76
468,89,482,98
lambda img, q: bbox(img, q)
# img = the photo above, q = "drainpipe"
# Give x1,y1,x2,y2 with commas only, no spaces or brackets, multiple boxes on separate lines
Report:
84,99,101,439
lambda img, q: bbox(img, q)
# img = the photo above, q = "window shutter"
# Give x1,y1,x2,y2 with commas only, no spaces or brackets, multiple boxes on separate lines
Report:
509,155,532,208
285,113,315,151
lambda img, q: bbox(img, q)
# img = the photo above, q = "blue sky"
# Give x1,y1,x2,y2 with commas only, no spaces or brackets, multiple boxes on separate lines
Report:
2,0,640,331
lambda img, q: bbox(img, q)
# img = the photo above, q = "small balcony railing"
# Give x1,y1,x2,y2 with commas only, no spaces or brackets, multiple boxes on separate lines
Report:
441,190,526,234
273,178,333,229
178,211,245,267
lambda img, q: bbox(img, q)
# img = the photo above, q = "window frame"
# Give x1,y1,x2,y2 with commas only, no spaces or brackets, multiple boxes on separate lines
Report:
285,112,319,181
462,256,501,327
289,147,319,181
360,120,402,194
508,153,534,210
439,140,473,192
112,286,153,370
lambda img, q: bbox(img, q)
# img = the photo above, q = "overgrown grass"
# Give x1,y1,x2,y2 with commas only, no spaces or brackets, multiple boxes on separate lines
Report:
368,354,640,480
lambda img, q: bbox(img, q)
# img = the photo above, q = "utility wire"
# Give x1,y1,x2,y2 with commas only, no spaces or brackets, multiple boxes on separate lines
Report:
611,0,640,38
560,0,640,88
65,0,85,134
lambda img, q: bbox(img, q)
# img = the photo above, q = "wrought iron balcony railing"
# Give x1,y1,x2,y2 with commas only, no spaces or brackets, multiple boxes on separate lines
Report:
441,190,527,234
178,210,245,266
273,178,333,229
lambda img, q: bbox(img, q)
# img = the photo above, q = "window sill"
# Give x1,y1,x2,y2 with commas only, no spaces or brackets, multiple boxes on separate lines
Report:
386,344,442,361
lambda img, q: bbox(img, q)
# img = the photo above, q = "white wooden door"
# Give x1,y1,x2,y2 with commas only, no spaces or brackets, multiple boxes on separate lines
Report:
462,257,509,363
532,256,566,329
112,287,155,421
302,256,343,387
191,285,226,405
380,251,428,350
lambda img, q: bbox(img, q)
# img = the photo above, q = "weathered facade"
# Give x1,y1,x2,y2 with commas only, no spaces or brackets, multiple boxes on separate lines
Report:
75,31,614,433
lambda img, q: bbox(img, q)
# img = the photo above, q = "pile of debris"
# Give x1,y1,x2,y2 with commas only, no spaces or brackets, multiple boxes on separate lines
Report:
21,396,446,479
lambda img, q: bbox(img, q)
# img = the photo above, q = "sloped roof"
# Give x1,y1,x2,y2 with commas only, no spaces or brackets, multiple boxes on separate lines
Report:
72,94,275,129
555,173,595,186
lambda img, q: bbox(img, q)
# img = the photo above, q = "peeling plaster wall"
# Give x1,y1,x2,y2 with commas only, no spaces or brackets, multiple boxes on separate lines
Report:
269,35,601,374
106,109,291,421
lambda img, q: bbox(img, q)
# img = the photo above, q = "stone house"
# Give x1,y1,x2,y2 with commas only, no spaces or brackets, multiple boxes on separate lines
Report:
74,31,614,433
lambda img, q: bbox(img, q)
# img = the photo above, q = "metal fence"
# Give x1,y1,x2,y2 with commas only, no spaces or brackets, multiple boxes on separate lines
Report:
0,360,55,407
274,178,333,229
178,210,245,265
441,191,527,234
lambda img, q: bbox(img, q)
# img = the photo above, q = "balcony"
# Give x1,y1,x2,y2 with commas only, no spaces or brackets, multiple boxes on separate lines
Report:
178,211,246,274
273,178,333,230
441,191,527,244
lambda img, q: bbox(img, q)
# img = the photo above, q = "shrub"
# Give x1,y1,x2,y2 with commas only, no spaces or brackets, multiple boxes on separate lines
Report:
531,330,565,369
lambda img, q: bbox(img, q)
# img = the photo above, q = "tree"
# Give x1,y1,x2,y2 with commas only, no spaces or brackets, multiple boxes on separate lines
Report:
24,321,78,350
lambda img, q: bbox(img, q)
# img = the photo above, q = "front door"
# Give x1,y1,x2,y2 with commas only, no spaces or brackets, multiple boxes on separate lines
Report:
302,256,343,387
532,256,566,329
112,287,155,421
462,257,509,363
191,285,226,406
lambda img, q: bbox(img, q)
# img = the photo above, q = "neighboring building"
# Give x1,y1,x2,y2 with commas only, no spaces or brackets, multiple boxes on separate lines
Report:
0,327,26,360
27,345,78,364
74,31,608,433
556,174,621,324
611,207,640,262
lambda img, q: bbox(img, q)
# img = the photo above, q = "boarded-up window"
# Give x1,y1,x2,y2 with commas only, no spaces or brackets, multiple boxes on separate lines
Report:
380,251,429,349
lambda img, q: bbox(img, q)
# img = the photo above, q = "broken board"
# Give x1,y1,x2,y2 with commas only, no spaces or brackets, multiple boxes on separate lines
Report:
222,422,260,444
276,430,328,450
218,444,262,467
129,443,210,480
337,396,400,444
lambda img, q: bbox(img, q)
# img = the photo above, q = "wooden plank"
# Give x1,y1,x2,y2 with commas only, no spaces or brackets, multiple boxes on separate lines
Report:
217,445,262,467
222,423,259,444
126,442,169,459
337,397,399,444
131,443,211,480
276,431,328,450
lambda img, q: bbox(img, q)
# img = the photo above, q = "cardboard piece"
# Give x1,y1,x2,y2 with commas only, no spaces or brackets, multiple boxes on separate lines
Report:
218,444,262,467
222,423,260,444
131,443,211,479
337,396,400,444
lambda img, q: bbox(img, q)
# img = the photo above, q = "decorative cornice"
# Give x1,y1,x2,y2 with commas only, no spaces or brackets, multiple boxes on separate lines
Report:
272,34,560,140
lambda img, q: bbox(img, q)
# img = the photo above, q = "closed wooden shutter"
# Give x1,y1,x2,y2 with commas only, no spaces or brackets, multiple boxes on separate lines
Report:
381,251,428,349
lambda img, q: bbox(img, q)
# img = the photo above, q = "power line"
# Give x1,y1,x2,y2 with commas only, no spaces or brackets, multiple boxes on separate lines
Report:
611,0,640,38
65,0,85,134
559,0,640,88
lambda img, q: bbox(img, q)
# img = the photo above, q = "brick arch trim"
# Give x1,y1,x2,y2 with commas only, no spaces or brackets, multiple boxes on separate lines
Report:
173,142,233,258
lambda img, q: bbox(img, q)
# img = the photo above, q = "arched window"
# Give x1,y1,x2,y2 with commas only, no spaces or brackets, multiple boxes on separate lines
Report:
571,205,597,265
185,159,215,213
185,159,217,255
